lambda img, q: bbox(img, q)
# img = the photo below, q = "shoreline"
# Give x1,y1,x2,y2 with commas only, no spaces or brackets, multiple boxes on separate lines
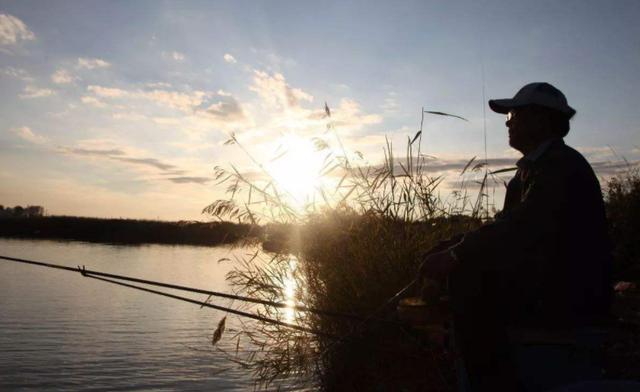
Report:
0,216,262,247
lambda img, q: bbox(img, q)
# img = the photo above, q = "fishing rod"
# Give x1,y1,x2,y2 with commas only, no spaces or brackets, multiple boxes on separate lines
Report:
85,272,340,339
0,255,401,329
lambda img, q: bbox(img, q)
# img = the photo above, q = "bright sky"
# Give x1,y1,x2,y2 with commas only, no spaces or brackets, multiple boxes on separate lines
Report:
1,0,638,220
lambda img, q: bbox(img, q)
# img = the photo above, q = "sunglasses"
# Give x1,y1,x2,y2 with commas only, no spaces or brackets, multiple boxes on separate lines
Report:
507,109,523,121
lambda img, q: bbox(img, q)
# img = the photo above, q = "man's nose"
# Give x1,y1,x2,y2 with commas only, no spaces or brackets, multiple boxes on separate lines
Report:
505,117,513,128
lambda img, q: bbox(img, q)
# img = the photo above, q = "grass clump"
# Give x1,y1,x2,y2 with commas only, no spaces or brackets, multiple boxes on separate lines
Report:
606,168,640,281
204,107,501,390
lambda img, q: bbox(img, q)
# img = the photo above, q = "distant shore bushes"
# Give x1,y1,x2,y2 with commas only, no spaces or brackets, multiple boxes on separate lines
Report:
0,215,261,247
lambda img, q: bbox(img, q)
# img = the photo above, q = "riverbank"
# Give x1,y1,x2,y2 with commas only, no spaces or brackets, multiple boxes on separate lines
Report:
0,216,262,247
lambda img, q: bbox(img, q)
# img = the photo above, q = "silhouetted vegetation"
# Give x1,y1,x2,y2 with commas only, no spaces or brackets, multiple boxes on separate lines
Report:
208,112,492,390
606,168,640,280
0,215,261,247
0,205,45,218
208,102,640,390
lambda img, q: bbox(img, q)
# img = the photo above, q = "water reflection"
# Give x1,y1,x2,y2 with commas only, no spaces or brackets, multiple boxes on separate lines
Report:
0,239,259,391
282,256,298,324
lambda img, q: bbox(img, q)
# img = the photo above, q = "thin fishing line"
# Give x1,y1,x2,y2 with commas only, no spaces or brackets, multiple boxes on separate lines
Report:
81,271,341,339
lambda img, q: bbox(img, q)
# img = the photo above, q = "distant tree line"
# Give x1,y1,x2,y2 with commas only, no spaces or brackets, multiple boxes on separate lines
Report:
0,214,262,247
0,205,45,218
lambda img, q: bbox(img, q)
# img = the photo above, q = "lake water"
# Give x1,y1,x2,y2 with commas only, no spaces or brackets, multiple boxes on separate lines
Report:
0,238,310,391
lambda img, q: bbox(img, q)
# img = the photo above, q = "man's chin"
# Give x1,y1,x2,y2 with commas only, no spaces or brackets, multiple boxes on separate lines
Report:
508,138,524,153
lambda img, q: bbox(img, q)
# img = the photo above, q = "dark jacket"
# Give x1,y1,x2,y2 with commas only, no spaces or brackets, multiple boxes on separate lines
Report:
451,139,612,327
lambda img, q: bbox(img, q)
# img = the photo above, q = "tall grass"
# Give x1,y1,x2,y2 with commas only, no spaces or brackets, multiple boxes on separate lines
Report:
204,107,495,390
606,167,640,280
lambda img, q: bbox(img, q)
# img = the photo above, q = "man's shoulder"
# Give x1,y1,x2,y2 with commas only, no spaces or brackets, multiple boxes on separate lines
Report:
539,140,593,174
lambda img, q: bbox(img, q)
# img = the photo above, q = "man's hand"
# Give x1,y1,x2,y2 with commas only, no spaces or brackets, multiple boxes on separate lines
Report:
418,249,457,281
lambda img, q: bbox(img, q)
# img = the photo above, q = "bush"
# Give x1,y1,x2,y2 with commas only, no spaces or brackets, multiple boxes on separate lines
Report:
606,169,640,280
207,111,489,390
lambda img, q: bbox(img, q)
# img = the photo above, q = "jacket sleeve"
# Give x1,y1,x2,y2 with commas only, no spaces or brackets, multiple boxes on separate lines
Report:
450,164,569,272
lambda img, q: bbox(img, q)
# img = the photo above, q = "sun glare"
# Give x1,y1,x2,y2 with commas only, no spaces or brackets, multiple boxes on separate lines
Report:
267,134,325,205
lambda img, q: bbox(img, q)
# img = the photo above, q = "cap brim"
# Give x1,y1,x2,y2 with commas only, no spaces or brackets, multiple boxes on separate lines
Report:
488,99,520,114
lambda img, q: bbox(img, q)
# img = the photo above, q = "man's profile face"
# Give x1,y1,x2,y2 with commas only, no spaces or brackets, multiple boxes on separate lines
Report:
505,107,537,154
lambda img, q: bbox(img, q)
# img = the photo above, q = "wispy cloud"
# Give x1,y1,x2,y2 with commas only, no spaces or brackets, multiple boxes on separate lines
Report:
77,57,111,69
146,82,172,89
80,95,106,107
250,70,313,109
51,69,75,84
205,96,246,121
61,143,210,185
143,89,209,112
11,126,48,144
87,85,127,97
111,156,177,171
167,176,211,184
19,85,55,99
163,51,185,61
326,99,382,131
1,66,33,81
223,53,237,64
381,92,399,113
0,13,35,46
591,159,640,176
87,84,210,112
67,147,126,156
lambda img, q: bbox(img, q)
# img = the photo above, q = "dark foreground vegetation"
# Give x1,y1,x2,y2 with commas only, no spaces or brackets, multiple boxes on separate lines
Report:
209,121,640,390
0,215,261,246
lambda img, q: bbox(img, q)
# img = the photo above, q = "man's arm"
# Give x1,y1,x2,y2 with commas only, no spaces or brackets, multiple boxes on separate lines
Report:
450,165,569,272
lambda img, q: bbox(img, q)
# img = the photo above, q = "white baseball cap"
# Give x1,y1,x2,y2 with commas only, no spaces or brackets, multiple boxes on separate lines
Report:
489,82,576,117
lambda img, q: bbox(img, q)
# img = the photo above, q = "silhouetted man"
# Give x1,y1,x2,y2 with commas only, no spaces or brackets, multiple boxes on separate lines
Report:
419,82,612,391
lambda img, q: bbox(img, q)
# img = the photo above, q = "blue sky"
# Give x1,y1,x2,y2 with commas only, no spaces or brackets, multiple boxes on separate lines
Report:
1,0,638,220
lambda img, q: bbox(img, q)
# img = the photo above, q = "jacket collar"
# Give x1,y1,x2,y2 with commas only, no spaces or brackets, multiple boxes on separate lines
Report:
516,138,564,169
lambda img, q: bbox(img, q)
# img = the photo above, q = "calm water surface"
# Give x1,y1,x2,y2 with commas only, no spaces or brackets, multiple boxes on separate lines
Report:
0,238,308,391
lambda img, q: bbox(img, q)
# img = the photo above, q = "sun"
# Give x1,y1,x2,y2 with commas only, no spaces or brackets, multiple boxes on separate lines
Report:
267,134,325,205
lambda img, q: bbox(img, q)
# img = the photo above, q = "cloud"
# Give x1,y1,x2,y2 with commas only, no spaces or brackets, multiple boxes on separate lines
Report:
11,126,47,144
167,176,211,184
111,156,177,171
143,89,209,112
146,82,172,88
61,143,211,185
67,147,127,156
205,96,246,121
63,145,175,171
86,84,212,113
163,51,185,61
19,85,55,99
217,89,232,97
446,177,506,191
326,99,383,130
250,70,313,109
112,111,147,121
223,53,237,64
591,160,640,176
265,52,297,68
51,69,75,84
87,85,128,97
1,66,33,81
77,57,111,69
81,96,106,108
0,14,35,46
381,92,399,113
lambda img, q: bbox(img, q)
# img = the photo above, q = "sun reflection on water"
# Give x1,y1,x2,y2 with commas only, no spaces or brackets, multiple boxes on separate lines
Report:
282,256,298,324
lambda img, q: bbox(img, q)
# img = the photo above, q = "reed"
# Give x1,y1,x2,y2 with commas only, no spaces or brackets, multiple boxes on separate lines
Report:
204,106,498,390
